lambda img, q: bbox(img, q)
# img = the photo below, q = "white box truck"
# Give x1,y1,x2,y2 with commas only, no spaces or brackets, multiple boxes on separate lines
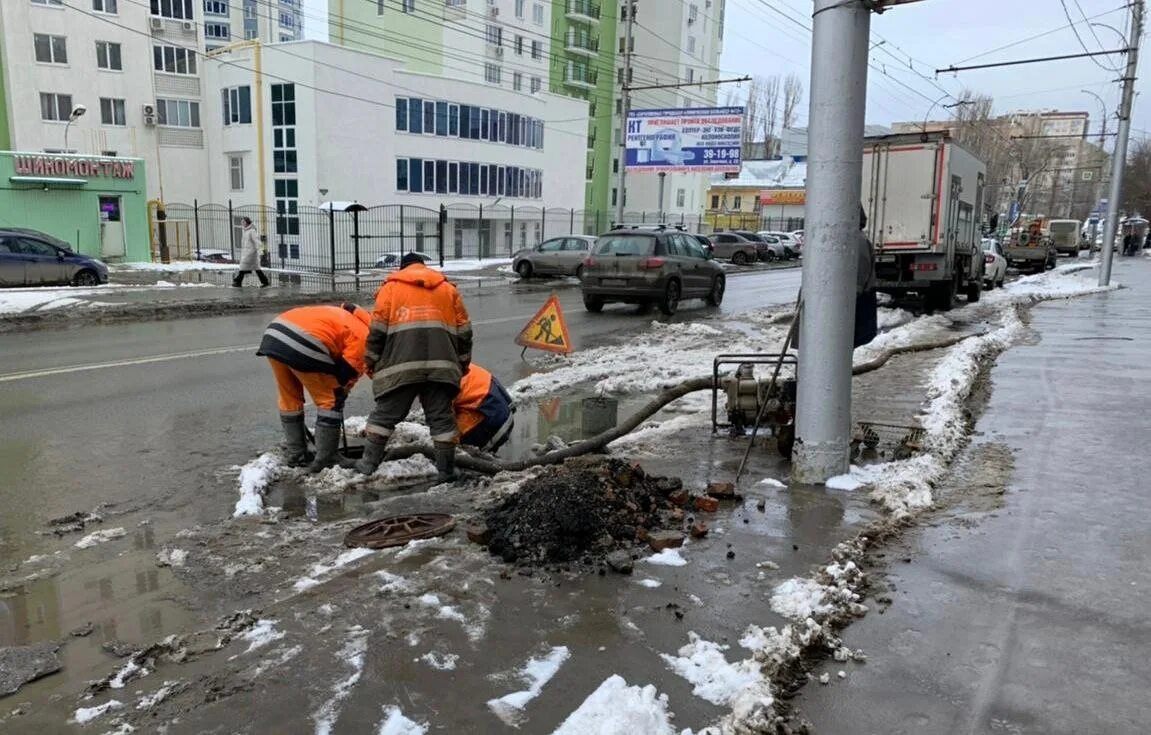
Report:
862,132,987,311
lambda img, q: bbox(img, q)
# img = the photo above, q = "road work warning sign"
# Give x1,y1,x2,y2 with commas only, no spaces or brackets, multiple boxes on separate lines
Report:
516,294,572,354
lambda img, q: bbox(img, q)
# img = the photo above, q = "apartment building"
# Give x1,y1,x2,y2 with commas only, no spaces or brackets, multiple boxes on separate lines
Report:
204,0,302,51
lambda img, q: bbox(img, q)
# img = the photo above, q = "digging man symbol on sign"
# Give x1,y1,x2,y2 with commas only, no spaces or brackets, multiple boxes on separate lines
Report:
516,294,572,355
532,314,563,346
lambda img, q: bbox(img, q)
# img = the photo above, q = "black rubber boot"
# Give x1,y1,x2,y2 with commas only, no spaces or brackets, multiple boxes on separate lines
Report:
307,423,343,474
354,436,389,476
434,441,458,483
280,414,313,467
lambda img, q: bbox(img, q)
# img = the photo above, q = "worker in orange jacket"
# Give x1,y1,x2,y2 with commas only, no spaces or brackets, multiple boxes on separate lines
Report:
455,363,515,454
256,303,372,472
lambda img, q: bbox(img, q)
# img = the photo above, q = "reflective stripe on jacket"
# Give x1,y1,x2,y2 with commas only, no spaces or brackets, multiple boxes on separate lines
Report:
364,263,473,396
256,304,371,385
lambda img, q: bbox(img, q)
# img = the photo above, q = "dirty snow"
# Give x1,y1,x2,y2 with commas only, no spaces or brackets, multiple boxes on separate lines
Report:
375,570,412,594
417,652,458,671
770,578,832,620
239,619,286,654
487,646,571,724
636,578,663,588
233,453,283,517
641,548,688,567
661,633,770,708
251,644,303,678
74,527,127,549
758,477,787,488
293,548,376,593
100,724,135,735
155,548,187,567
551,675,676,735
824,471,866,491
71,700,124,724
108,659,149,689
312,627,370,735
377,705,430,735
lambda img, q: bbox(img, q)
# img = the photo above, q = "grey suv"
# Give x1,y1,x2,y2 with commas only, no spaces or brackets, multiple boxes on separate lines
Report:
580,228,725,315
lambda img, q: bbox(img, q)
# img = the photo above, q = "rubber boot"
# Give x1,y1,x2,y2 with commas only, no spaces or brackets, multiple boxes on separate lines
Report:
307,423,343,474
280,414,313,467
434,441,458,483
354,436,389,476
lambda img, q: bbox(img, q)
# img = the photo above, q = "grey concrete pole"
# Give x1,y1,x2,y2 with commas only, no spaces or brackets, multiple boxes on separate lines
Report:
792,0,871,484
657,172,666,223
1099,0,1142,285
615,1,636,226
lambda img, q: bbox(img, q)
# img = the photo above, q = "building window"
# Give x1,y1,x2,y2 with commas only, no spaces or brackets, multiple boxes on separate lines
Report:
733,195,742,209
156,98,201,127
96,41,122,70
204,0,228,15
93,0,118,13
395,96,407,131
33,34,68,64
205,22,230,40
150,0,195,19
221,86,252,125
99,97,126,126
154,45,197,74
687,35,696,54
513,72,523,91
271,83,297,174
532,2,543,24
688,4,698,23
676,188,685,207
402,0,414,12
515,35,524,56
485,24,502,46
396,158,409,191
39,93,73,122
530,76,541,94
484,63,501,85
711,194,720,209
274,178,300,243
31,0,64,5
687,68,695,83
229,155,244,190
515,0,524,17
531,40,541,60
423,100,435,135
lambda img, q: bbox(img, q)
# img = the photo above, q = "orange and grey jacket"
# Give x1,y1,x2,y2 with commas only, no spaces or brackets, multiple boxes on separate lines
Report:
256,304,371,385
363,264,473,396
454,364,514,452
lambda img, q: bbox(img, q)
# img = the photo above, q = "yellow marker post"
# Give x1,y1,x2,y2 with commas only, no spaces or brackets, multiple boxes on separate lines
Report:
516,293,573,356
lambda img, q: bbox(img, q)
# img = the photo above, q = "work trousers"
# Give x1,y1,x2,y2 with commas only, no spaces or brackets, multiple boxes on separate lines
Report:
366,382,459,443
268,358,348,427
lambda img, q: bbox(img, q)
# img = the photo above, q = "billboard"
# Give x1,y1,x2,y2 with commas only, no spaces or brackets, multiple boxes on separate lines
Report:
625,107,744,173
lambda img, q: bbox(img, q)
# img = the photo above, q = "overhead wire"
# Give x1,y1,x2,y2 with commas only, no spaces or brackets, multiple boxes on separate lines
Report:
1059,0,1123,70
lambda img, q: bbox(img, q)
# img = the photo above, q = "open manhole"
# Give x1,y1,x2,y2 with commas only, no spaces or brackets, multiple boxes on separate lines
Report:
344,513,456,549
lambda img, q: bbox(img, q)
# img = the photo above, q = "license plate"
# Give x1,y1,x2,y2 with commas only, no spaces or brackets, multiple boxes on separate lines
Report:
601,279,627,287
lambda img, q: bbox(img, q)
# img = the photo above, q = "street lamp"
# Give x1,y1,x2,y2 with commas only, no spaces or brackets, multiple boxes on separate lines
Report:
64,104,86,153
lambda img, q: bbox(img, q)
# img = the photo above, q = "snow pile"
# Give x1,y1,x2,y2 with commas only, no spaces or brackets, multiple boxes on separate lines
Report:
661,633,771,709
641,548,687,567
239,619,286,654
112,260,234,272
377,706,429,735
233,452,283,518
71,700,124,724
769,578,833,620
74,527,127,549
108,659,149,689
293,548,376,593
636,578,662,588
824,471,866,492
417,652,458,671
487,645,571,725
312,627,370,735
551,675,676,735
155,548,188,567
759,477,787,489
375,570,412,594
136,682,179,711
0,292,93,315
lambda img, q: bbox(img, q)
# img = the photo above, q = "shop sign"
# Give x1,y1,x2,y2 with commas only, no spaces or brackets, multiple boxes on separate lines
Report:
13,155,135,179
760,189,805,205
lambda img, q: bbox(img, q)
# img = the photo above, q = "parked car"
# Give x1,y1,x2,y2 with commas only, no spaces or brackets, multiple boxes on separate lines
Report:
790,230,804,248
707,232,760,265
981,238,1007,289
758,231,801,258
733,231,789,261
580,227,726,315
0,228,109,287
374,251,430,269
513,235,596,279
693,234,716,258
195,249,235,264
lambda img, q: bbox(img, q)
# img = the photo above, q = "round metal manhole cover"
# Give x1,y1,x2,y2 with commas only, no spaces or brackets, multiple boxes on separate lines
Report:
344,513,456,549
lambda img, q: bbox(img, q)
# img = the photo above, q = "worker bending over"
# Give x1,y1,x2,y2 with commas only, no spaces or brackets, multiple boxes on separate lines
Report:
455,363,515,454
257,303,371,472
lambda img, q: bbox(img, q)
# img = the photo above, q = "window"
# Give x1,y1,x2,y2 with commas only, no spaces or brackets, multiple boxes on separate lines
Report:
151,0,195,19
204,0,228,14
711,194,719,209
531,40,541,60
39,93,72,122
423,160,435,191
274,178,300,241
688,4,698,23
229,155,244,190
435,101,448,136
154,45,197,74
687,35,696,54
395,97,408,131
530,76,541,94
676,188,685,207
205,23,230,39
532,2,543,24
396,158,409,191
423,100,435,135
686,68,695,83
733,195,742,210
271,83,297,173
484,63,501,84
93,0,118,12
96,41,122,70
156,98,201,127
409,158,423,193
485,24,502,46
402,0,415,12
221,86,252,125
407,97,422,133
99,97,126,126
31,0,64,5
515,0,524,17
513,72,523,91
376,0,384,13
448,104,459,136
515,35,524,55
34,34,67,64
435,160,447,194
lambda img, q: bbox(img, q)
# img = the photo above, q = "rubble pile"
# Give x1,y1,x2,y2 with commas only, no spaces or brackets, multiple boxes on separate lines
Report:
476,458,690,567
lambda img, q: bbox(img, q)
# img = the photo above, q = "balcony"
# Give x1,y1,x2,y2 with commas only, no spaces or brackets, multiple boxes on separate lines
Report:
565,0,600,24
565,30,600,57
564,63,598,90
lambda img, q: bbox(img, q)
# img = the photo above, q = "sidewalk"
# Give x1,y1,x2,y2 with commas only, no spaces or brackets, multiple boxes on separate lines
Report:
798,258,1151,734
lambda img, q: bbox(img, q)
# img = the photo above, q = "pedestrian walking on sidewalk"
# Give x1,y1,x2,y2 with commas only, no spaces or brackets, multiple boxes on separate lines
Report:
234,217,270,287
256,303,372,472
855,206,879,347
355,252,473,482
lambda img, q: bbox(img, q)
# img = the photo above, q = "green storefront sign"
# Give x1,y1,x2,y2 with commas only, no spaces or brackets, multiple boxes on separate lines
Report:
0,150,150,262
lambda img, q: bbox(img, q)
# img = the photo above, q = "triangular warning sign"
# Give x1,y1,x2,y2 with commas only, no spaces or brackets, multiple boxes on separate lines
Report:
515,293,573,354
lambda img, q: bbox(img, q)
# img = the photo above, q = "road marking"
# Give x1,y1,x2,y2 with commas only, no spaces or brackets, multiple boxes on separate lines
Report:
0,312,538,384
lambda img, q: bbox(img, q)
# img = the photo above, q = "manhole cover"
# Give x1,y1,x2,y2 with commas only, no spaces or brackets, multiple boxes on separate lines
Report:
344,513,456,549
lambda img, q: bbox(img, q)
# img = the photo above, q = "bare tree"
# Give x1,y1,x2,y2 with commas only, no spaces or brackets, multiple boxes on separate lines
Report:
740,77,763,159
762,75,781,157
782,74,804,131
1121,137,1151,217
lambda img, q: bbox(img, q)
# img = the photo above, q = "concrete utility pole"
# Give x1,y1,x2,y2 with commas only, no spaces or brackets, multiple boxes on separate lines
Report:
1099,0,1142,285
792,0,872,484
615,0,635,226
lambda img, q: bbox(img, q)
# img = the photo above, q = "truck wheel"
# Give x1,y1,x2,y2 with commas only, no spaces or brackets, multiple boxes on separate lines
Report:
966,276,982,303
928,277,957,312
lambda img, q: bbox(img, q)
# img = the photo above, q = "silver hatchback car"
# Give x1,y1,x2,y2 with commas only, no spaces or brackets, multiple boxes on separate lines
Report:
513,235,597,279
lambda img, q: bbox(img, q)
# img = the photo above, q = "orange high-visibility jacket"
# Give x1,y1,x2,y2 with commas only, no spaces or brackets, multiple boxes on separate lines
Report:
455,364,495,436
256,304,372,384
363,263,473,396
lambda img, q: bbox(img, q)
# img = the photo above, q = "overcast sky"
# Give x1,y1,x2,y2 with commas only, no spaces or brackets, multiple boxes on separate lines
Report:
303,0,1146,144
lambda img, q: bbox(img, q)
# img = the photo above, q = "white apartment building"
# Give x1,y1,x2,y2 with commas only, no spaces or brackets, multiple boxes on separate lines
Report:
204,0,301,50
0,0,210,203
